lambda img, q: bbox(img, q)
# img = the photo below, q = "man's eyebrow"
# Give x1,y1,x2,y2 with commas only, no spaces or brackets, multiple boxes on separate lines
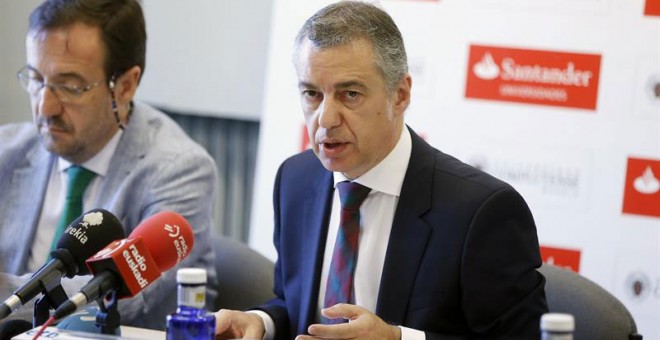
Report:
26,65,88,82
334,80,366,90
298,81,316,89
51,72,88,82
298,80,367,90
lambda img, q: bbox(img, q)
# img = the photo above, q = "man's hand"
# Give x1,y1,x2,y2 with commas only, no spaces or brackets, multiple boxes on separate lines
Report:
296,304,401,340
214,309,265,340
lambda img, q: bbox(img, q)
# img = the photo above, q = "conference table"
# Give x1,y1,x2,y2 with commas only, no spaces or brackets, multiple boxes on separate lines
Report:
12,325,165,339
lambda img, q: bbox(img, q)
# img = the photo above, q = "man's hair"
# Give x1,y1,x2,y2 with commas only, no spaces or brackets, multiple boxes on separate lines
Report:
28,0,147,82
294,1,408,92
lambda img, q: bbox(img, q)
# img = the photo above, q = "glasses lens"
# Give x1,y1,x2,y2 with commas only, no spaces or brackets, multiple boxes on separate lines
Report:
17,67,49,98
16,66,100,103
56,86,83,102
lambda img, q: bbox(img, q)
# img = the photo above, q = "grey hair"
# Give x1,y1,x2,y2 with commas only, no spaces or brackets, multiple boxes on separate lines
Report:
293,1,408,92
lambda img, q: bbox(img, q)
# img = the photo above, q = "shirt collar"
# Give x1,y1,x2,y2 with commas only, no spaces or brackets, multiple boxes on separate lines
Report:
58,130,123,176
333,127,412,197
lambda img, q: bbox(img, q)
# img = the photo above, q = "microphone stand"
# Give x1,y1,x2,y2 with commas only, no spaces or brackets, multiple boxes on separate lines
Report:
33,283,68,327
95,290,121,335
32,248,83,326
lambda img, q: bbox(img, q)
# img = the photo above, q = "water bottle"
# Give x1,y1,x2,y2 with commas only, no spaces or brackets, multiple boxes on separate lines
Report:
166,268,216,340
540,313,574,340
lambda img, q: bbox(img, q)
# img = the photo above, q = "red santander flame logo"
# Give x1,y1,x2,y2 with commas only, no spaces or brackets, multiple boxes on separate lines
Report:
465,45,601,110
540,245,581,273
646,0,660,16
622,157,660,218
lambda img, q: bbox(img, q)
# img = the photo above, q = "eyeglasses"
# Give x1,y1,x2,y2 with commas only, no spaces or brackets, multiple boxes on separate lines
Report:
16,66,105,103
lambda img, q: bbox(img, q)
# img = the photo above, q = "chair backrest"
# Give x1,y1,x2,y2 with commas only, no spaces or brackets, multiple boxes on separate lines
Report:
538,263,642,340
211,235,275,311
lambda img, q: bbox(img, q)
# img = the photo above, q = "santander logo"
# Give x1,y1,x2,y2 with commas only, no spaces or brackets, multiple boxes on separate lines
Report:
622,157,660,218
646,0,660,16
473,53,594,87
472,53,499,80
465,45,601,110
634,166,660,195
540,245,581,273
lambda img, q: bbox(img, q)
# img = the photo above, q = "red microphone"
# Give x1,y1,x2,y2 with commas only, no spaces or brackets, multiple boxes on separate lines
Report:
53,211,194,319
126,211,193,273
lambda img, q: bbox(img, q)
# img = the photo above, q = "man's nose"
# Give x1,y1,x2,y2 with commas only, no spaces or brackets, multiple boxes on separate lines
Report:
37,86,62,118
318,98,342,129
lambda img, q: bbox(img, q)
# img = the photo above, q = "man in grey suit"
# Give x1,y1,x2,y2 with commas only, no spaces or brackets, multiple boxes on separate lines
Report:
0,0,218,331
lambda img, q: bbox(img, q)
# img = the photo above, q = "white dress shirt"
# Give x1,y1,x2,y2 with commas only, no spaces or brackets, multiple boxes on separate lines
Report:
254,127,425,340
27,130,123,271
318,127,411,320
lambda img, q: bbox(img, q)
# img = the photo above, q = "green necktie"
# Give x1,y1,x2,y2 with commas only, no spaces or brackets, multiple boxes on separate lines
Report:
49,166,96,252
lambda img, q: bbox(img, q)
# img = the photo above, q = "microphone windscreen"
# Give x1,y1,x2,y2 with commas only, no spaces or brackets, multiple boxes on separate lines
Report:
128,211,194,272
56,209,126,275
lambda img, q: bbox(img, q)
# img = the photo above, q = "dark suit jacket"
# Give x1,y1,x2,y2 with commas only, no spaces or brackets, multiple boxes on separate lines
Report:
259,127,548,339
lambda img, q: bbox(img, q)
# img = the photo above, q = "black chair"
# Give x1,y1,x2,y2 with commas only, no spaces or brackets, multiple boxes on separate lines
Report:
211,235,275,311
539,263,642,340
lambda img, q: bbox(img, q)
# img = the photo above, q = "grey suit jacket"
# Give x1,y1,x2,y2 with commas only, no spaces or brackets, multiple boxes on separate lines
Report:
0,102,218,330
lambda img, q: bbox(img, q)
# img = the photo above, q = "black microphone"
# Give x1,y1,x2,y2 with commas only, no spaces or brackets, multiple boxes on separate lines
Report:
0,209,125,320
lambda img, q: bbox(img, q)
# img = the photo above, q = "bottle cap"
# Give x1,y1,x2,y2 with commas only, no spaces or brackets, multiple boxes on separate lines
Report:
540,313,575,332
176,268,207,284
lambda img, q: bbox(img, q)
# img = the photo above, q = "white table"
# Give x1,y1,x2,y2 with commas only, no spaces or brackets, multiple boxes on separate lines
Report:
13,325,165,339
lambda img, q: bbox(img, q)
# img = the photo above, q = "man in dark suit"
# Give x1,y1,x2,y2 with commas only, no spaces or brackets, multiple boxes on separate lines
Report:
215,1,548,339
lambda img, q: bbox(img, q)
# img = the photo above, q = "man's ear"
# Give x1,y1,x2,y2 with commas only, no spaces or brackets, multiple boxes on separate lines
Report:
393,74,412,116
113,65,142,105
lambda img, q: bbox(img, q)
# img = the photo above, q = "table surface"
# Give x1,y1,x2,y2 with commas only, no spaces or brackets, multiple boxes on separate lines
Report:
13,325,166,340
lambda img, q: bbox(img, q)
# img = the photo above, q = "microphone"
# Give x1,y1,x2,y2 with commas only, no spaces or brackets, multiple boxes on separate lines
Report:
0,209,125,320
53,211,194,320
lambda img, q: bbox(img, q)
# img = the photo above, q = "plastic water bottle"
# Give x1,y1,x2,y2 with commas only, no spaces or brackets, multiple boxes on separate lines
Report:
540,313,574,340
166,268,216,340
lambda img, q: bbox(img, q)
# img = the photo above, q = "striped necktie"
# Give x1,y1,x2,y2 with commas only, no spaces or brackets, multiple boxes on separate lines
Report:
49,166,96,252
322,181,371,324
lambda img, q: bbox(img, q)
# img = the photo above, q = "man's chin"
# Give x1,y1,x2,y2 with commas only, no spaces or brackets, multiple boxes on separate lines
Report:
320,157,348,173
40,135,56,150
41,137,74,159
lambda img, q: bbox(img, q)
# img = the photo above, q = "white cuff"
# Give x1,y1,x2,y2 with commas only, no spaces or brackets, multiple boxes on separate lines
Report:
246,310,276,340
400,325,426,340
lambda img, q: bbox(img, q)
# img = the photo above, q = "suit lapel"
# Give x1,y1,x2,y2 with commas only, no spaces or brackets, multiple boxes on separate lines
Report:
298,168,333,333
6,147,53,273
376,128,435,324
95,103,149,226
